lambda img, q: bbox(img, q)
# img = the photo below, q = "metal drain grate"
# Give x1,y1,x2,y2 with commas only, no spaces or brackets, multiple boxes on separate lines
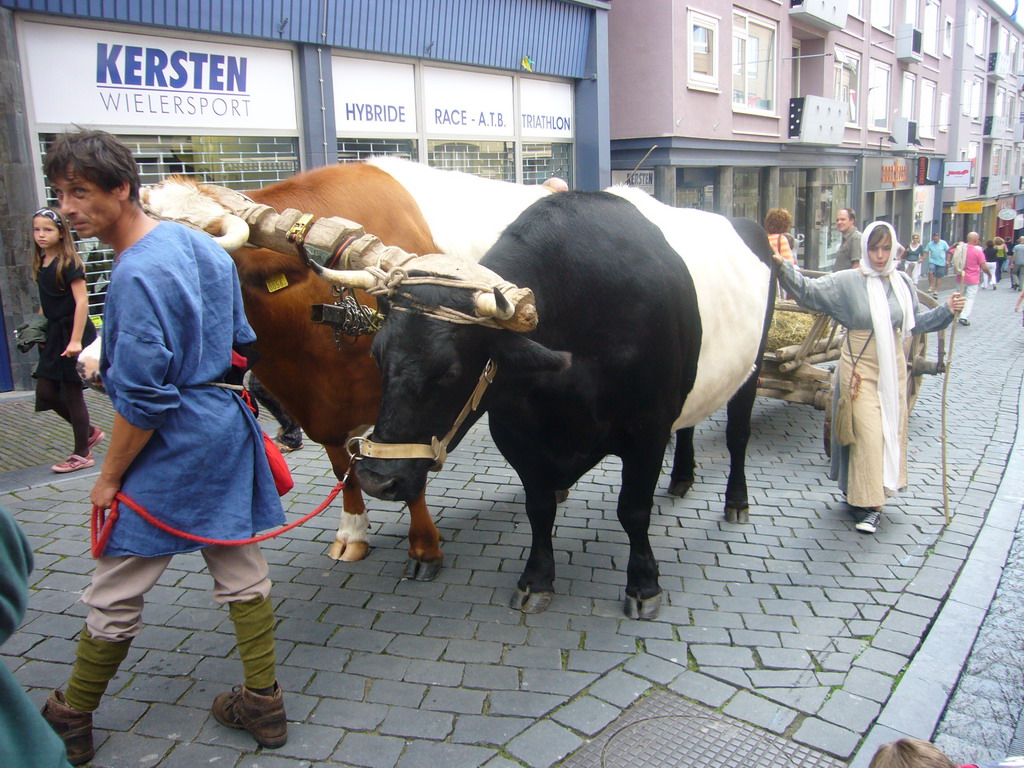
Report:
560,690,846,768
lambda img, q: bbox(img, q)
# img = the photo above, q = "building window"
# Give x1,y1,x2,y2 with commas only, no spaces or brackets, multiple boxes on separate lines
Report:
941,15,953,56
732,11,776,113
901,72,916,120
994,146,1002,177
337,138,417,162
903,0,918,27
522,142,574,186
975,11,987,53
971,77,983,122
922,2,939,56
688,10,719,90
868,60,891,130
427,140,514,181
732,167,762,220
939,92,950,132
920,80,936,137
848,0,863,19
834,47,861,124
871,0,892,31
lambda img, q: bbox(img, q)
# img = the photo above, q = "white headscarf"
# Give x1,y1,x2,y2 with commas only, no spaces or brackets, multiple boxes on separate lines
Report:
857,221,915,494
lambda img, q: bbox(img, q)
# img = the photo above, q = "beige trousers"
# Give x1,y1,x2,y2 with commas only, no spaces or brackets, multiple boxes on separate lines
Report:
81,543,271,642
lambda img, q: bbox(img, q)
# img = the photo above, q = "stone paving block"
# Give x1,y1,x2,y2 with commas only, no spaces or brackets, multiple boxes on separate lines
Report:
843,667,896,703
818,689,882,733
757,647,812,669
462,663,521,691
723,690,797,734
133,702,207,742
668,670,737,708
304,670,367,700
309,698,387,731
86,732,173,767
623,652,687,685
793,717,861,759
588,670,652,708
566,649,629,674
502,646,563,670
552,694,621,736
854,647,909,676
691,644,756,668
158,741,244,768
266,722,345,761
506,720,585,768
367,678,427,706
333,732,406,768
757,685,831,714
345,652,412,681
395,740,496,768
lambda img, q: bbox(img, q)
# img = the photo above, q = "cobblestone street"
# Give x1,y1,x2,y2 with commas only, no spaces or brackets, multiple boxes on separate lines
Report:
2,283,1023,768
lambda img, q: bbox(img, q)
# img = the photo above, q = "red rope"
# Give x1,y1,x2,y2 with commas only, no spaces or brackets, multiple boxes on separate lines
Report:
91,481,344,558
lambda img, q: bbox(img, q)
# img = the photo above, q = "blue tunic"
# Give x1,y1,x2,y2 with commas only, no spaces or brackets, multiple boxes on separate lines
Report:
100,222,285,558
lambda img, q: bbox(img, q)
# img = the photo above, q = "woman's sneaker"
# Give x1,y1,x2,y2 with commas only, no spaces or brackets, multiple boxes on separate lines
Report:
51,454,95,473
87,427,105,451
856,509,882,534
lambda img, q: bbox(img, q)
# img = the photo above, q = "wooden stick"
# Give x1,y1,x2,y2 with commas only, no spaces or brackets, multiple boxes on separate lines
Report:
940,276,962,526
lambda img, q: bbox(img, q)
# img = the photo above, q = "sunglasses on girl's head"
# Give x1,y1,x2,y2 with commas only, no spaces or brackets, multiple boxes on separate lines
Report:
34,209,62,227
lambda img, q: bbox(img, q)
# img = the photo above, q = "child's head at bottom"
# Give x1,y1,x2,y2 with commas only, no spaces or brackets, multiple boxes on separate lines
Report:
869,739,957,768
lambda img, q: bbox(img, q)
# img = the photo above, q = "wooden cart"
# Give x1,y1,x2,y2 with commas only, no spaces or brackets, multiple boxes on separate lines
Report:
755,269,947,455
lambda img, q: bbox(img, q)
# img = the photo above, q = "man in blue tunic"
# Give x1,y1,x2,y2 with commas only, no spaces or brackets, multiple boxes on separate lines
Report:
39,131,288,765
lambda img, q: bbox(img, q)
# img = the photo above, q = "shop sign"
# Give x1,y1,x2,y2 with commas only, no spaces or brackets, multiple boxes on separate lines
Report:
944,161,974,188
955,201,984,213
881,162,908,185
611,169,654,195
997,207,1017,220
333,58,417,133
520,79,573,139
21,21,297,132
422,68,514,138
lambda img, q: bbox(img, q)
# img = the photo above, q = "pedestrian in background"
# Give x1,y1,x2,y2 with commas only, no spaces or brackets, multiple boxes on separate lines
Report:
1010,236,1024,290
993,236,1008,288
832,208,862,271
982,239,998,290
764,208,796,265
903,233,924,286
38,130,288,765
924,232,950,297
29,207,104,473
869,738,1024,768
774,222,962,535
958,232,991,327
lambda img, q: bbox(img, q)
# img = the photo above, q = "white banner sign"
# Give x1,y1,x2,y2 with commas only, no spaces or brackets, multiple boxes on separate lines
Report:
333,57,417,133
944,160,973,188
422,68,514,137
21,21,297,132
520,79,573,139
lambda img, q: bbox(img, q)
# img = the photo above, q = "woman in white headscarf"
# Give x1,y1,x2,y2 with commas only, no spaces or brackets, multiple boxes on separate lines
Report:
775,222,964,534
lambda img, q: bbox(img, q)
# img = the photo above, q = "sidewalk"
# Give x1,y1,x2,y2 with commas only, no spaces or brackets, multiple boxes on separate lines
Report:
1,281,1022,768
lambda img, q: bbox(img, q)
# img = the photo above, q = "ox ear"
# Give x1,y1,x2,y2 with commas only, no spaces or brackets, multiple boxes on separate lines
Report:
489,335,572,374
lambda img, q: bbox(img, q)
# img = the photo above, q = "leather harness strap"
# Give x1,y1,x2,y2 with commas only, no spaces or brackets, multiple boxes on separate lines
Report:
347,359,497,472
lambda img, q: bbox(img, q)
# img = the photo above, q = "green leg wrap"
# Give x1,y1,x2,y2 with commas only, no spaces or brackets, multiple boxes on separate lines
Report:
63,628,132,713
229,595,278,691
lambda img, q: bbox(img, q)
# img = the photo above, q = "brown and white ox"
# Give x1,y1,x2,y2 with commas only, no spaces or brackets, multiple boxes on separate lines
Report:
80,158,556,578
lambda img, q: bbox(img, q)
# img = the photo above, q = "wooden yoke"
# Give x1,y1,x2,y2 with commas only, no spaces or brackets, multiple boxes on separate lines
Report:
205,183,367,265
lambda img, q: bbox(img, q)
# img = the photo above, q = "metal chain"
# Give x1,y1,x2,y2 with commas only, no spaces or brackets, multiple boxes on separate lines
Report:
328,285,385,346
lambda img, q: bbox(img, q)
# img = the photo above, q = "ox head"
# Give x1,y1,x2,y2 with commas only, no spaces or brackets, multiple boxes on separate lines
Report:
140,176,250,252
316,266,570,502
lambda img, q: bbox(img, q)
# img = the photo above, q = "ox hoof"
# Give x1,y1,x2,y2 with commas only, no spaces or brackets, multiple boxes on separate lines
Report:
623,590,662,620
328,539,370,562
403,557,443,582
555,489,570,504
724,506,750,524
510,587,554,614
667,480,693,498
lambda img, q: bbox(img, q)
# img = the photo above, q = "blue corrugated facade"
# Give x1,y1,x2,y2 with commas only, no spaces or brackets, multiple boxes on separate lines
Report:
0,0,593,78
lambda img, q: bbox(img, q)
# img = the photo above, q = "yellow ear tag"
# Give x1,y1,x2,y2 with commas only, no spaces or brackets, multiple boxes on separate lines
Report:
266,273,289,293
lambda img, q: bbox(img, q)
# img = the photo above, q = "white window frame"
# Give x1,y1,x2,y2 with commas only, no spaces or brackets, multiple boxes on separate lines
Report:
940,14,951,57
971,77,983,122
868,60,891,131
688,10,720,91
732,10,777,115
834,46,861,125
901,72,916,120
975,11,987,54
903,0,918,27
938,92,949,132
920,79,936,138
871,0,892,31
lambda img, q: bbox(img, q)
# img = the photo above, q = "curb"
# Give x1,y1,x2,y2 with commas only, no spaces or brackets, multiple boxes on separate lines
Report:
848,366,1024,766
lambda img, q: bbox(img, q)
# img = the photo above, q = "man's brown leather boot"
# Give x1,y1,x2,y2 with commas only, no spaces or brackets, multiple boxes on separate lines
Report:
212,682,287,748
41,689,94,766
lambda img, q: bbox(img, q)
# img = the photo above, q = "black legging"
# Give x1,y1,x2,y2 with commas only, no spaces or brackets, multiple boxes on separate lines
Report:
36,377,92,456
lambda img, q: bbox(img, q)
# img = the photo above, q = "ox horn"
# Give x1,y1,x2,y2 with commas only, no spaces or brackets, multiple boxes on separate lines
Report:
475,287,516,321
309,261,377,290
212,214,251,253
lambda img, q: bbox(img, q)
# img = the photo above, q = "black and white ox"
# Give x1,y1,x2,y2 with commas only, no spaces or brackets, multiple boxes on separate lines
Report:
314,188,775,618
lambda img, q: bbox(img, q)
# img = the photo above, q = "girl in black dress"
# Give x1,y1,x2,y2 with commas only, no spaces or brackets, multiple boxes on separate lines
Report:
31,207,103,472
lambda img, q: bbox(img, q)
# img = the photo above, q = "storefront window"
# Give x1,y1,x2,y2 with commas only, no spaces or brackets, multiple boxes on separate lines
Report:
40,133,299,317
427,140,515,181
818,169,853,270
779,169,809,266
522,143,574,186
733,168,762,220
338,138,418,161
